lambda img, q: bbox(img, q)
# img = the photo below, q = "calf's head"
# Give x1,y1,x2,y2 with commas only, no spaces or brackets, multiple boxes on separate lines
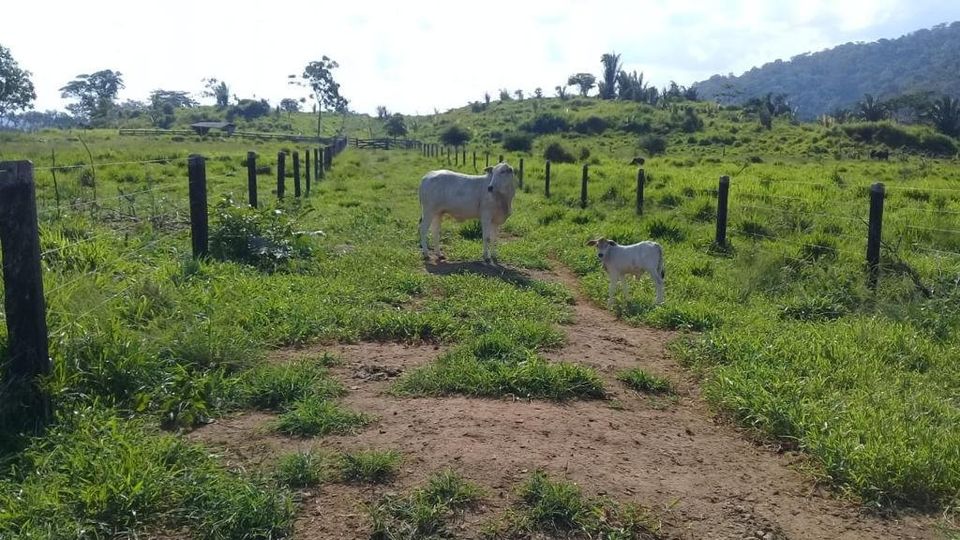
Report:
484,163,517,218
586,237,617,260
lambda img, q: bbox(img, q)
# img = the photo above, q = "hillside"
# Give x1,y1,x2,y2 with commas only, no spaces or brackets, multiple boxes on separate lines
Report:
693,21,960,119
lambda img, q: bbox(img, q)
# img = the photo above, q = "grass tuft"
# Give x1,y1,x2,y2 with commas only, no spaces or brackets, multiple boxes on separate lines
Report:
617,368,674,394
368,470,483,539
274,396,372,437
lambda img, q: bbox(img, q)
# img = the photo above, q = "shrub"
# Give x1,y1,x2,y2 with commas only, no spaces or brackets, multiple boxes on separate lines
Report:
502,132,533,152
573,115,609,135
209,197,313,271
522,113,569,134
639,134,667,155
544,142,575,163
617,368,673,394
440,125,471,147
647,219,686,242
578,147,591,161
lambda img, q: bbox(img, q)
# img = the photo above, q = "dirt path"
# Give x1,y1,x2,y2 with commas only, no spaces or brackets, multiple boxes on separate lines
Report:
189,266,939,540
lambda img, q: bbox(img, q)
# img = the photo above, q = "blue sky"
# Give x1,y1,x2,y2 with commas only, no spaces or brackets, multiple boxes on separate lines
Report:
4,0,959,115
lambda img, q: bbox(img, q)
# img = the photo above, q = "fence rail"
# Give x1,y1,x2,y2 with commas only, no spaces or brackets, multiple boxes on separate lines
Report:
351,137,422,150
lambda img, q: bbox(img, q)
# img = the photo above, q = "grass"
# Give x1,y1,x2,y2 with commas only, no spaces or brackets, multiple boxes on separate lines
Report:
483,470,661,539
273,448,401,487
2,94,960,526
617,368,674,394
239,355,343,410
367,470,484,539
274,395,372,437
394,334,606,401
0,408,293,539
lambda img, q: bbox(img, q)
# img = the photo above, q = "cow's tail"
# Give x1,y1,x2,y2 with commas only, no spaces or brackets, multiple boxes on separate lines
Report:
657,243,665,279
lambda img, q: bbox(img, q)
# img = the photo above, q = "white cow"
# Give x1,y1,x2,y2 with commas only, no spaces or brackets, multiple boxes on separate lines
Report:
586,237,665,307
418,163,517,263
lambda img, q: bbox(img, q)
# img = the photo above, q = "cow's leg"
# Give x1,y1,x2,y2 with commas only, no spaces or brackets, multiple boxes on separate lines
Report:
652,271,665,304
419,213,431,259
489,225,500,264
481,218,492,263
607,273,619,309
432,216,444,260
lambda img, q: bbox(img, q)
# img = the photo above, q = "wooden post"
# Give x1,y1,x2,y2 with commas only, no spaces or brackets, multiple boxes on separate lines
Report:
485,152,490,167
580,164,589,208
276,151,286,199
324,146,332,170
518,158,524,188
715,175,730,247
187,154,209,258
636,168,645,215
318,148,325,179
305,149,311,194
314,148,320,180
247,151,258,208
545,160,551,197
498,154,504,163
462,148,466,164
867,182,885,290
473,151,477,170
0,160,51,427
293,151,302,197
454,146,459,166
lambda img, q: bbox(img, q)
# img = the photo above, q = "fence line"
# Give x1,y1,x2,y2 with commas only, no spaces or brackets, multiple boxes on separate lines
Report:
901,224,960,236
34,157,189,171
735,203,866,223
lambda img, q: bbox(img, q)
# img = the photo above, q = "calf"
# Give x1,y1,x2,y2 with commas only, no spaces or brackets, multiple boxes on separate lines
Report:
587,237,665,307
418,162,517,263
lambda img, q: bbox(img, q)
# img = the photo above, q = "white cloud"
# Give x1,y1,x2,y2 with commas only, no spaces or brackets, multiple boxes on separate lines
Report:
4,0,958,115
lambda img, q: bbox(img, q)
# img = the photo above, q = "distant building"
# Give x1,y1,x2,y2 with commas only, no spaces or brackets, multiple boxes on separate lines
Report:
190,121,236,136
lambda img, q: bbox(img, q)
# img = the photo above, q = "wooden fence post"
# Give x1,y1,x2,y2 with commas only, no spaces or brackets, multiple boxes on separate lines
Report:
636,168,645,215
187,154,209,258
0,160,51,427
325,146,332,170
545,160,551,197
277,152,286,199
498,154,504,163
473,151,477,170
485,152,490,167
580,164,589,208
247,151,258,208
867,182,885,289
715,175,730,247
454,146,459,166
318,148,325,179
293,151,302,197
462,148,466,164
314,148,320,180
305,149,311,193
518,158,524,188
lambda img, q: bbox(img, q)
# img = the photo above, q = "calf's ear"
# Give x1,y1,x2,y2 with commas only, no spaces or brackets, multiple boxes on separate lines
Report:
586,239,598,246
484,166,493,174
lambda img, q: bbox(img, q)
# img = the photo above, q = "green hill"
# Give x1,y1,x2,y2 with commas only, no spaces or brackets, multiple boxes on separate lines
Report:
693,21,960,119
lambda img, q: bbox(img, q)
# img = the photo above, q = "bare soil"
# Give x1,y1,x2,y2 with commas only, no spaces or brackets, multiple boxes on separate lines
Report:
189,264,940,540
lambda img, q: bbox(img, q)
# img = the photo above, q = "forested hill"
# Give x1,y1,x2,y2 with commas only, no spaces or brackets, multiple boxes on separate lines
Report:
693,21,960,119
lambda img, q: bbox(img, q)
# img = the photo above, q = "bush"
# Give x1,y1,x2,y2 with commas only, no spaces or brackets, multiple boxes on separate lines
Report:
573,116,610,135
842,122,958,156
209,197,313,271
522,113,569,134
502,132,533,152
639,134,667,155
622,118,652,134
440,125,471,147
543,142,575,163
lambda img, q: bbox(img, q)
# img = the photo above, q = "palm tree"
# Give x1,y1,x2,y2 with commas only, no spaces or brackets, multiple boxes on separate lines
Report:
857,94,888,122
928,95,960,137
598,52,621,100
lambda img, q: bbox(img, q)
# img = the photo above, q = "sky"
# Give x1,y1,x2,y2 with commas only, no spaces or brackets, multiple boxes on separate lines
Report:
4,0,959,116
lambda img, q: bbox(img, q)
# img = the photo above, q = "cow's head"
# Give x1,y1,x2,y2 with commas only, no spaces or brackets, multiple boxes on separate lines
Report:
484,163,517,219
586,237,617,260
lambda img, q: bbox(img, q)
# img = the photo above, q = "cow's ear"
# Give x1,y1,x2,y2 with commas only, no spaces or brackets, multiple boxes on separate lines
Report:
609,240,618,246
586,239,598,246
484,166,493,174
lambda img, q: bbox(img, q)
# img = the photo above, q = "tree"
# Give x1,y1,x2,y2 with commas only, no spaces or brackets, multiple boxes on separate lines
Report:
598,53,621,100
484,92,491,106
856,94,888,121
499,88,512,101
376,105,389,119
534,87,543,99
555,85,568,100
202,78,230,109
0,45,36,120
291,56,344,138
280,98,301,116
929,95,960,137
440,125,471,147
384,113,408,139
60,69,124,123
567,73,596,97
148,90,197,128
514,89,524,101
